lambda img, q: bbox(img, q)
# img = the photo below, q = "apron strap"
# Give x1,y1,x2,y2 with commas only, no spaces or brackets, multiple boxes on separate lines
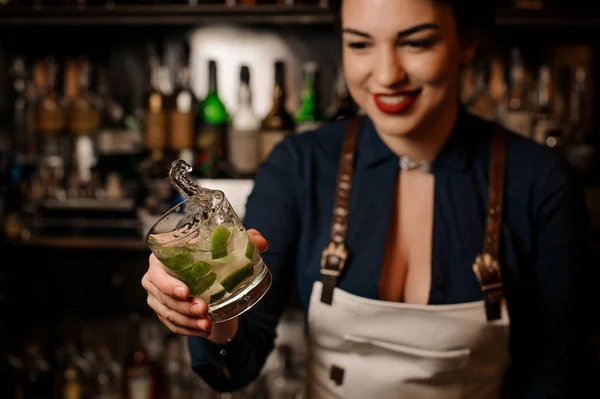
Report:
473,124,507,321
320,117,360,305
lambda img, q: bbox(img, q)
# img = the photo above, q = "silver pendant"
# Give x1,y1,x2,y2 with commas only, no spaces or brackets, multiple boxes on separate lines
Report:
399,155,432,173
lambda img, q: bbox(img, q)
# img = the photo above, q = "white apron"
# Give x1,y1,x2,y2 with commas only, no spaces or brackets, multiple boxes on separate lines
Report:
305,281,510,399
304,119,510,398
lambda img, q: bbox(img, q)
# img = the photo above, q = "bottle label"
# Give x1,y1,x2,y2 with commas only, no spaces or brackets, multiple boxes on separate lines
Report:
97,129,143,155
259,130,289,163
195,124,226,177
169,111,194,150
63,381,81,399
37,102,65,136
70,107,100,135
145,112,167,150
128,378,151,399
128,366,152,399
229,129,258,174
176,92,193,114
503,111,532,139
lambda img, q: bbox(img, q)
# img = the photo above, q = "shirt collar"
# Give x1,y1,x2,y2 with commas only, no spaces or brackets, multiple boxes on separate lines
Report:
360,105,476,173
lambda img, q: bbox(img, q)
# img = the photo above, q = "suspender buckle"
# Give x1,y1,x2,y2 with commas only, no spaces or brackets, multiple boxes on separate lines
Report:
473,253,504,321
472,253,503,292
320,242,348,278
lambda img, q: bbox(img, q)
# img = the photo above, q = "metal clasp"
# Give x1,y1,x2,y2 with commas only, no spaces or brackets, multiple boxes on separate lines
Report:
320,242,348,277
472,253,503,292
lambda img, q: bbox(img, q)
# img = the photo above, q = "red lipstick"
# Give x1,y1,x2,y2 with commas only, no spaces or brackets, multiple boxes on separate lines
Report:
372,90,421,114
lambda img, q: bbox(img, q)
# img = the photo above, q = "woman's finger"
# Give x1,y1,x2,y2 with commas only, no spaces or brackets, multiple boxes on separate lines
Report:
148,254,190,300
247,229,268,253
143,273,208,318
157,315,212,339
147,295,212,336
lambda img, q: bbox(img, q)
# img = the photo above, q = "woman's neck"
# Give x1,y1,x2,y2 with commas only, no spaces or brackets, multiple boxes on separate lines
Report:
375,100,459,162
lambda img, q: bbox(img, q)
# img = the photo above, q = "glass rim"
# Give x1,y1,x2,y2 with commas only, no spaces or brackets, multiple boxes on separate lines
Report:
144,191,227,248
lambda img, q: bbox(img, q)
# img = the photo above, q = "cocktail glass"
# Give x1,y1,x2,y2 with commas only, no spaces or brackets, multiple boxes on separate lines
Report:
144,160,272,323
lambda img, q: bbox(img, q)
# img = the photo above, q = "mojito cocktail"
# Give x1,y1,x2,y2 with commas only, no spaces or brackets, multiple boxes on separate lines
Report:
145,161,272,323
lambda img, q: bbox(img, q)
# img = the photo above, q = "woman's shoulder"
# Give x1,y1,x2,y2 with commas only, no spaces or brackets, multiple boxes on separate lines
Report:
500,124,574,182
476,119,583,207
468,115,574,183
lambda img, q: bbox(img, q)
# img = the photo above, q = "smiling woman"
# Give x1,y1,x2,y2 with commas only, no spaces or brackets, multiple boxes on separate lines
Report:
141,0,600,397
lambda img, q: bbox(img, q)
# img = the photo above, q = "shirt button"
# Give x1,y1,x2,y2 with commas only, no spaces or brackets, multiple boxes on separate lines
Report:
220,349,227,356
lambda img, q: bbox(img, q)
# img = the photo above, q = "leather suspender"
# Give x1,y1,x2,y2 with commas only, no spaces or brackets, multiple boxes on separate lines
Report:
320,118,507,323
320,117,360,305
473,124,506,321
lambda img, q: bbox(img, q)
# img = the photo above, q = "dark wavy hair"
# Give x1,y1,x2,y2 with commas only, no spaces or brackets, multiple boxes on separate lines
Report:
329,0,495,38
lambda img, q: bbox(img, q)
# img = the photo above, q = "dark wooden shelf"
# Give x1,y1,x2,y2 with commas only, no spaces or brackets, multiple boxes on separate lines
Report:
495,7,600,27
1,5,599,28
5,236,148,251
0,4,335,26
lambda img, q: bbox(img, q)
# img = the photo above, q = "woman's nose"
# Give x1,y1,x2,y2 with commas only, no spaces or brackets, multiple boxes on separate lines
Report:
375,45,406,87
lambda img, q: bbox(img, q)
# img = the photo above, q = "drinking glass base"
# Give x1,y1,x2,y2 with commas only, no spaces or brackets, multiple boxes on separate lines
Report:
208,262,273,323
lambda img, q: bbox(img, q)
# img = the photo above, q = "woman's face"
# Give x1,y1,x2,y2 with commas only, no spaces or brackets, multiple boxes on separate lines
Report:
341,0,476,139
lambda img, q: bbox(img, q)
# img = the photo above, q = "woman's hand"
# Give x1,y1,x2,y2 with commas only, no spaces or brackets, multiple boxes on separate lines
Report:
141,229,268,343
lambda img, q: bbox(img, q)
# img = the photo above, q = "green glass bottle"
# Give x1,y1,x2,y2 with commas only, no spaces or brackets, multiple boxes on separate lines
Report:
194,60,229,178
295,61,324,133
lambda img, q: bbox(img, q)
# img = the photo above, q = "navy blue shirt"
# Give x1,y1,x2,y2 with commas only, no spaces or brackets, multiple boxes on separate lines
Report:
189,107,599,396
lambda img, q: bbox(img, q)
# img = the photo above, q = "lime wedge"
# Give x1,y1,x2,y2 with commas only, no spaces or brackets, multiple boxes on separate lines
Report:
211,225,231,259
220,263,253,292
188,261,212,280
209,289,227,304
160,253,195,272
190,272,217,297
244,236,255,260
211,250,239,265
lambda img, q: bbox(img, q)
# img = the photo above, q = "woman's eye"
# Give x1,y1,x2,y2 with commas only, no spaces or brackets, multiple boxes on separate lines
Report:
402,38,438,48
347,42,371,50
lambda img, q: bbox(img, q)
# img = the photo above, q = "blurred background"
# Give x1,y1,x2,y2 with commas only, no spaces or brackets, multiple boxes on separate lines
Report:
1,0,600,398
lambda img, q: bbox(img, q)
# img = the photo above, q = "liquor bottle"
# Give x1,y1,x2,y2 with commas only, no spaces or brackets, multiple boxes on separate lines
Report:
68,56,102,198
163,335,187,399
54,339,90,399
144,55,169,155
139,56,172,215
20,342,54,399
168,62,196,166
69,56,100,136
5,57,36,225
295,61,324,133
501,48,534,139
229,65,260,178
326,68,358,121
123,314,159,399
95,67,144,159
37,56,67,138
93,342,123,399
195,60,230,178
532,65,559,146
259,60,295,163
36,56,68,200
